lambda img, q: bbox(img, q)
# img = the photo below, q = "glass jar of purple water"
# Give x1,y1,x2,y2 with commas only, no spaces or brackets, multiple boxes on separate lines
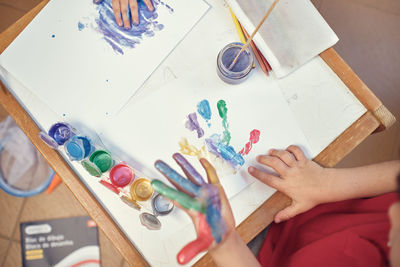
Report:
217,42,254,84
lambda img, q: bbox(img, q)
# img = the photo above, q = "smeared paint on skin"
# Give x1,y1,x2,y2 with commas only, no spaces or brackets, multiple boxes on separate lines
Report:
173,153,205,185
151,179,205,213
177,213,213,265
185,112,204,138
91,0,172,54
199,184,225,243
197,99,212,127
240,129,261,155
217,100,231,145
153,154,227,248
154,160,200,196
205,134,244,168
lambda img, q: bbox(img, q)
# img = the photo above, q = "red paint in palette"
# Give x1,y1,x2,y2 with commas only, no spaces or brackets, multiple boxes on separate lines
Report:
109,163,134,187
240,129,261,155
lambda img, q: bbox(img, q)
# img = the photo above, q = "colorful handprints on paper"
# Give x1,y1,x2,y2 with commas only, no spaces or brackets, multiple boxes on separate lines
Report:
181,99,260,171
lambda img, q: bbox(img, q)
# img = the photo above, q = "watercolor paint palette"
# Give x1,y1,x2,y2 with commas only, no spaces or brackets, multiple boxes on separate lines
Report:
0,0,210,131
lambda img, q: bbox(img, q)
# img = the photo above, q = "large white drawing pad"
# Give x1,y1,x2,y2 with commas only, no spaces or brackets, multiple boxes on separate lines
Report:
0,0,209,130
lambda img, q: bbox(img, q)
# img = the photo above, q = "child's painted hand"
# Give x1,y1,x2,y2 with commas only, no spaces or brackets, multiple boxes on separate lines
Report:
152,153,236,265
248,145,330,223
111,0,154,28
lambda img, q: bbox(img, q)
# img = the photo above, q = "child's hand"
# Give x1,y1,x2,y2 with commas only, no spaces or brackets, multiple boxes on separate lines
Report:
152,153,236,265
112,0,154,28
248,145,331,223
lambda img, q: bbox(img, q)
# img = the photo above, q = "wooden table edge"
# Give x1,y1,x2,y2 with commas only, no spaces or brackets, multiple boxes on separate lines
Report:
0,2,395,267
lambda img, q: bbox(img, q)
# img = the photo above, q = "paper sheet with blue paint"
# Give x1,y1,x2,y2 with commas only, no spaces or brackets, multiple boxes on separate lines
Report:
0,0,209,130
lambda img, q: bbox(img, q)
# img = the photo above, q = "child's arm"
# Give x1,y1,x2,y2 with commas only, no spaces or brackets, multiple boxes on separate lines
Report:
210,231,261,267
248,145,400,223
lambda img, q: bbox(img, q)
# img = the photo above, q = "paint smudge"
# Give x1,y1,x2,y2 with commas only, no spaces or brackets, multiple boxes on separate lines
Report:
240,129,260,155
78,21,86,31
197,99,212,127
91,0,170,54
185,113,204,138
179,138,206,158
217,100,231,145
205,134,244,168
157,0,174,13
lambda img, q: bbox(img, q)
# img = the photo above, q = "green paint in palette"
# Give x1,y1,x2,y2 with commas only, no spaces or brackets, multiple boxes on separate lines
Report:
89,150,113,172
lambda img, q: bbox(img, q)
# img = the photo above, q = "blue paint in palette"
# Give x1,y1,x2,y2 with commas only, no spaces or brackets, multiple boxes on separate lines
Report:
197,99,212,127
93,0,169,54
65,136,93,161
48,123,74,145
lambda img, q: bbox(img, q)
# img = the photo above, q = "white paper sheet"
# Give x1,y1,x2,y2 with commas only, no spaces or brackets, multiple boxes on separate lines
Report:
0,0,210,131
227,0,339,78
101,63,312,199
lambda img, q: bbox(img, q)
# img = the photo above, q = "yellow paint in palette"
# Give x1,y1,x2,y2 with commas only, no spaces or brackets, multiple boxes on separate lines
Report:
130,178,154,201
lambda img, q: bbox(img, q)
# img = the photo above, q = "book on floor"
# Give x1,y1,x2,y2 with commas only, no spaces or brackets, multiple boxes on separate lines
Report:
20,216,100,267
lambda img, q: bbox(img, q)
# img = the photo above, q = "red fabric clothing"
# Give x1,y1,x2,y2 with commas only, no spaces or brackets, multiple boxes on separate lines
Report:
258,193,398,267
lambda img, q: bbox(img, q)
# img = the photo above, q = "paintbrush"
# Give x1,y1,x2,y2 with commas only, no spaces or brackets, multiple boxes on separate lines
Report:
228,0,279,70
239,21,269,76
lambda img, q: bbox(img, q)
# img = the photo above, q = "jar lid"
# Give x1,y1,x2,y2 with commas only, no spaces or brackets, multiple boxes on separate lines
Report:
38,132,59,149
120,195,141,211
82,159,103,177
139,212,161,230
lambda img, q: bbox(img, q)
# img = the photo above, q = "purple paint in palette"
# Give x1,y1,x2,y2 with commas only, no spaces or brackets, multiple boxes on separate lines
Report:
89,0,171,54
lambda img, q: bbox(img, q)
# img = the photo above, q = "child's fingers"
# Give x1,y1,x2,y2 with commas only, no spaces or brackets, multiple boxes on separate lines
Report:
274,203,301,223
151,179,205,213
269,149,297,167
155,160,200,197
248,166,284,191
257,155,289,175
199,158,219,185
143,0,154,11
120,0,130,28
112,0,123,26
129,0,139,25
177,214,213,264
199,158,235,229
199,158,229,204
286,145,306,161
173,153,205,186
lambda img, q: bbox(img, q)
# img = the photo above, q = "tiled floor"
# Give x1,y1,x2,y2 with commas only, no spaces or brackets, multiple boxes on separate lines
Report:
0,0,399,266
